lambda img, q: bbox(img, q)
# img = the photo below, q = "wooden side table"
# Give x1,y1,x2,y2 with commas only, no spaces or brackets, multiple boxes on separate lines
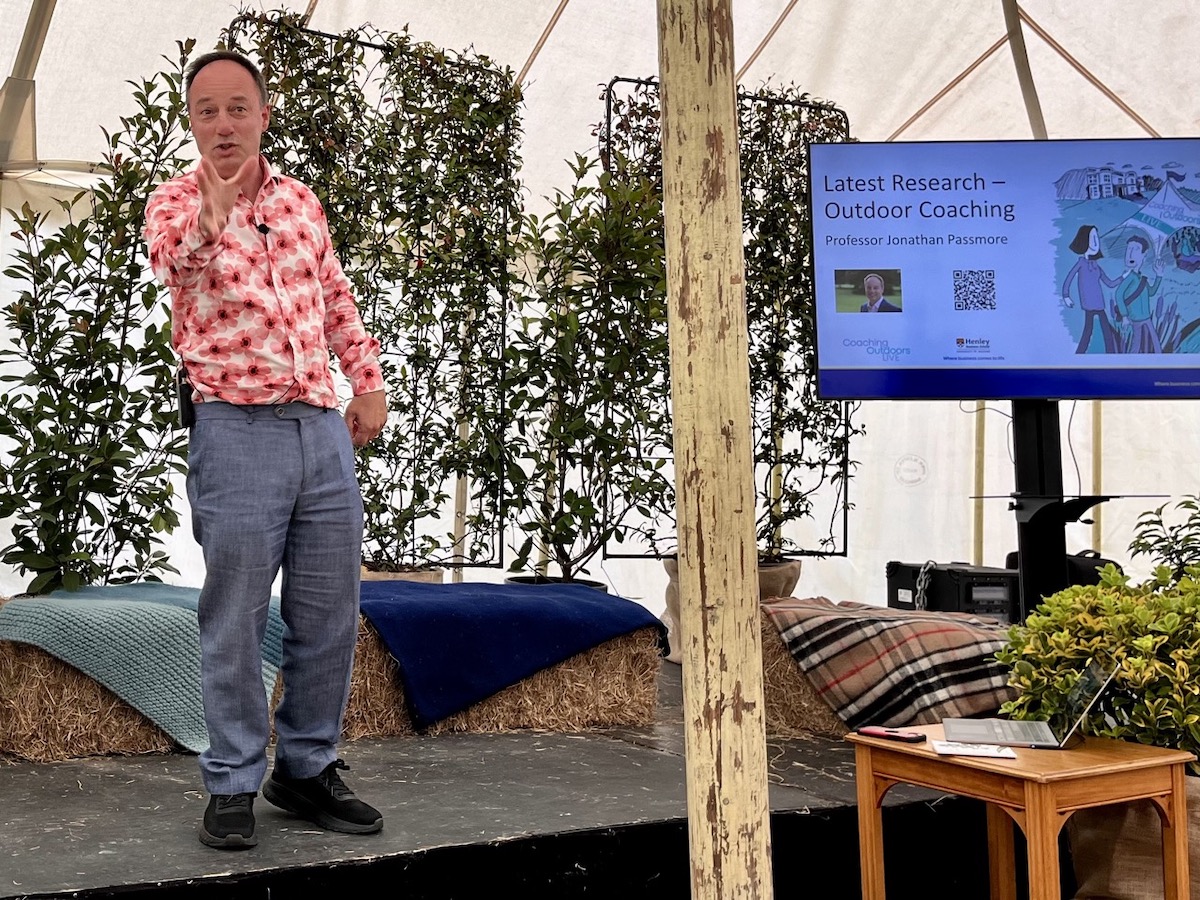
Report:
847,724,1193,899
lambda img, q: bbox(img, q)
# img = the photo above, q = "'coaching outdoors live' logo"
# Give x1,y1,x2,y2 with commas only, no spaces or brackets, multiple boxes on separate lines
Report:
841,337,912,362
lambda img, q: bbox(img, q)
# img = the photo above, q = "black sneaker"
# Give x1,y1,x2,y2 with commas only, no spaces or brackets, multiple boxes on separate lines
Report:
199,792,257,849
262,759,383,834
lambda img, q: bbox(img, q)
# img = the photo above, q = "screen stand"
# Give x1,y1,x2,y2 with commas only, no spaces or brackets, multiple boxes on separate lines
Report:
1009,399,1111,621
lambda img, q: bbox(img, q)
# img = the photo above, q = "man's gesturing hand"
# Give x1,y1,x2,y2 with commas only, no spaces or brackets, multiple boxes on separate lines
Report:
197,155,258,242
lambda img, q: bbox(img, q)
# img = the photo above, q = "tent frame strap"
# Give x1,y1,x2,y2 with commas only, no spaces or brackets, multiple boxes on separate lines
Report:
1017,7,1159,137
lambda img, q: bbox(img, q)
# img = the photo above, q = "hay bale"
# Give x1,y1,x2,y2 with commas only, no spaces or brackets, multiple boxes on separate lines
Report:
0,595,175,762
0,593,662,761
343,617,662,739
339,616,413,739
0,642,175,762
760,608,846,739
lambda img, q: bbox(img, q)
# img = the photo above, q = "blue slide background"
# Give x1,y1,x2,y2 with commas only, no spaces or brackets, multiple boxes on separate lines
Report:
809,138,1200,399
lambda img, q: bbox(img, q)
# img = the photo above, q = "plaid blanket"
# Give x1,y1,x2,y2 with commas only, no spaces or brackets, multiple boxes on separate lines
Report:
763,596,1014,729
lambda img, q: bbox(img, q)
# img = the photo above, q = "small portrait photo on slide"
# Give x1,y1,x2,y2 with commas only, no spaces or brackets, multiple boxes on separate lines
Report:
835,268,903,313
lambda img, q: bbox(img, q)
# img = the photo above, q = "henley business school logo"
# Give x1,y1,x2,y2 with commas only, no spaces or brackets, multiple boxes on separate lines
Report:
955,337,991,353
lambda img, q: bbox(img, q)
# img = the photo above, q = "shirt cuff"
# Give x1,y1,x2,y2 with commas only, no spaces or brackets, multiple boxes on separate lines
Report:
348,365,385,397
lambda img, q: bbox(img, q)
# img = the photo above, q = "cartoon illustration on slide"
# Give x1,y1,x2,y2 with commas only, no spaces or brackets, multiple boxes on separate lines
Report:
1056,160,1200,353
1060,224,1119,353
1112,235,1164,353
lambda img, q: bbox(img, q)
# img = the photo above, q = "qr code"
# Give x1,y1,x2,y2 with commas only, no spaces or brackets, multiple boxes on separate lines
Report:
953,269,996,310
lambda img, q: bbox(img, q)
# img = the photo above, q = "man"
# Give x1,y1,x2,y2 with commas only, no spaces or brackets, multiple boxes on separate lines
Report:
144,50,387,850
1112,235,1164,353
860,273,901,312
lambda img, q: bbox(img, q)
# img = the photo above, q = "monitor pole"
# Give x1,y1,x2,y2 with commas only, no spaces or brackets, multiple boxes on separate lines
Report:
1009,399,1111,620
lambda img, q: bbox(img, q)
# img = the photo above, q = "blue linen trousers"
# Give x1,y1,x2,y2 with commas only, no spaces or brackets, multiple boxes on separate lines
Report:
187,401,362,795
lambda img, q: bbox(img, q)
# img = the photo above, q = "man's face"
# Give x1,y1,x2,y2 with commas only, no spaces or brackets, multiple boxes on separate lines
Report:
188,60,270,179
1125,240,1145,271
864,277,884,304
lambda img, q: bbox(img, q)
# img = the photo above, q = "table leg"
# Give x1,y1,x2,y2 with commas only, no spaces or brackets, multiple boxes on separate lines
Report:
1160,764,1191,900
986,804,1017,900
855,745,887,899
1023,783,1061,900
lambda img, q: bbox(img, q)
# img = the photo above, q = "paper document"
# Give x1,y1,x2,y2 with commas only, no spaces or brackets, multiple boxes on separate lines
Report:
931,740,1017,758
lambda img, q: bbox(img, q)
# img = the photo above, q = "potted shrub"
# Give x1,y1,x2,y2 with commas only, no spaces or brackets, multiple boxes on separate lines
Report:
997,566,1200,763
504,153,671,588
597,79,864,653
0,47,193,594
600,78,862,563
227,14,522,578
998,503,1200,898
1128,493,1200,585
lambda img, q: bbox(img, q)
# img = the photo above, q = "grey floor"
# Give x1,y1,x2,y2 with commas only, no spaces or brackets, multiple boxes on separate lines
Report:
0,664,980,899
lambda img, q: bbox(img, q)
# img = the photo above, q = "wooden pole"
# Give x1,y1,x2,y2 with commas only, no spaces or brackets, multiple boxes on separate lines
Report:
973,400,986,566
656,2,774,897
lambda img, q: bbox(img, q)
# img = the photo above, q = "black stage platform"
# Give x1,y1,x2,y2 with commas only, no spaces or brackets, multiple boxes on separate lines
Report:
1,665,1007,899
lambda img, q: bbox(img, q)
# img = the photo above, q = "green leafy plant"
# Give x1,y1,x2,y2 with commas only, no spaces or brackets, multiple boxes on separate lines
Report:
226,12,522,571
599,77,864,562
505,153,671,581
1128,494,1200,586
997,566,1200,773
0,45,194,593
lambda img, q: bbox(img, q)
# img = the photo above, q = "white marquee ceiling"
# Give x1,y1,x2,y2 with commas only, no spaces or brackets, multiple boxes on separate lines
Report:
3,1,1191,198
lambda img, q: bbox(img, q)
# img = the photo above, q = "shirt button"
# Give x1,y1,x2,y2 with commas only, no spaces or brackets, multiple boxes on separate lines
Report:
275,407,286,418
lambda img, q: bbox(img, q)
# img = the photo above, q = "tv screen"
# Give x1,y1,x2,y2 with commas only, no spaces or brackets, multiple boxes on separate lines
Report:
808,137,1200,400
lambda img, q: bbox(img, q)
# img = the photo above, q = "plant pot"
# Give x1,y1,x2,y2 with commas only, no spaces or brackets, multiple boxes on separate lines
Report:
756,559,804,600
662,557,802,664
503,574,608,592
1068,774,1200,898
360,566,445,584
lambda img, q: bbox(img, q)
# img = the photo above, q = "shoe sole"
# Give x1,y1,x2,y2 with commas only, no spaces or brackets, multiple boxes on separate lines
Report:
262,780,383,834
198,826,258,849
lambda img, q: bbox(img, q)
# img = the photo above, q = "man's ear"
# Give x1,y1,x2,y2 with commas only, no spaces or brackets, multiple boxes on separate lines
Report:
261,104,271,131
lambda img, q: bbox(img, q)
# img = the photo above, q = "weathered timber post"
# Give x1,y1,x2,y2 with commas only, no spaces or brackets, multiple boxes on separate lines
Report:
655,2,774,897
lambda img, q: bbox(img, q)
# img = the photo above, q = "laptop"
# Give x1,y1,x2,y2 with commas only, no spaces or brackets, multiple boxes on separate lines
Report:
942,660,1117,749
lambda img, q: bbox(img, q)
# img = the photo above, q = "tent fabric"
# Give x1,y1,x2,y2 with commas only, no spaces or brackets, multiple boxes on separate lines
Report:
1,1,1196,609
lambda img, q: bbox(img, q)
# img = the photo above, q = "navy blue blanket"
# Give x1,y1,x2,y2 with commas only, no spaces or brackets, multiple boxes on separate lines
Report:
357,581,666,729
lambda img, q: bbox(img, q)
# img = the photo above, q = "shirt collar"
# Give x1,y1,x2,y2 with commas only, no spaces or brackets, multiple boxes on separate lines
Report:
258,155,282,186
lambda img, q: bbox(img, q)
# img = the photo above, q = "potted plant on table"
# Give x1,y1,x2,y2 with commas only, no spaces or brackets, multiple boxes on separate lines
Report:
997,497,1200,898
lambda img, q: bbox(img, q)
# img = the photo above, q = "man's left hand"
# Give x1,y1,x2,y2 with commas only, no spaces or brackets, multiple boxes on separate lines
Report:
344,391,387,447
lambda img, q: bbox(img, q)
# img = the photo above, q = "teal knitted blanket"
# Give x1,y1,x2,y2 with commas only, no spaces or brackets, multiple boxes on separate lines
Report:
0,583,283,753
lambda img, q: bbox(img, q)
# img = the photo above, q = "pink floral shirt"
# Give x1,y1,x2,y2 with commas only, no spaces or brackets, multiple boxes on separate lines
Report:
144,158,383,407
